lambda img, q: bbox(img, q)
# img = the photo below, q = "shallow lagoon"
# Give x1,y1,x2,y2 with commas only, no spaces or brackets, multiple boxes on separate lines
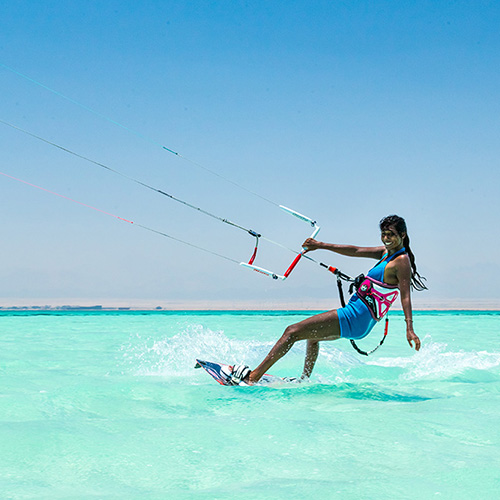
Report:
1,310,499,499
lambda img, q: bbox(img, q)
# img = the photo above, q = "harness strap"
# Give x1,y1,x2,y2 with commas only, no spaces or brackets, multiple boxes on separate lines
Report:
350,318,389,356
337,276,346,308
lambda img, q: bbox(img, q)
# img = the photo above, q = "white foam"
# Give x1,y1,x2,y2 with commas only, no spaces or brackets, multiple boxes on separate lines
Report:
367,336,500,380
122,328,500,385
122,323,276,377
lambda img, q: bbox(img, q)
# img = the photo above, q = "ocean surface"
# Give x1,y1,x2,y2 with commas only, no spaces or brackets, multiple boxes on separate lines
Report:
1,310,499,499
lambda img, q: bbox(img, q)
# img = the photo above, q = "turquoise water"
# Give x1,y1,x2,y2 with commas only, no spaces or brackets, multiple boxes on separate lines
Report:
1,310,500,499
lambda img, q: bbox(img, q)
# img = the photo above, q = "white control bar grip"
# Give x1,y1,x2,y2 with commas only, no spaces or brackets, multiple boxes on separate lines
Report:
239,262,285,280
279,205,316,226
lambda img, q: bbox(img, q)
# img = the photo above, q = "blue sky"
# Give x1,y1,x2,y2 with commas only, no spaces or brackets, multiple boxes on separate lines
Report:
1,1,499,307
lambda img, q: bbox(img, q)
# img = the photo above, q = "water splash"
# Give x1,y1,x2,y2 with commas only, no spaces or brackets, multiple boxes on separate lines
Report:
122,323,278,377
121,322,361,382
367,336,500,381
122,326,500,389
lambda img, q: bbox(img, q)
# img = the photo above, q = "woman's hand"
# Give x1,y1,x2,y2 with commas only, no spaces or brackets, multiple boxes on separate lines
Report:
302,238,323,253
406,328,421,351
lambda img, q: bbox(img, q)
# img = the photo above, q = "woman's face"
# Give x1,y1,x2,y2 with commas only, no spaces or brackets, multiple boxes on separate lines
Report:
380,225,404,252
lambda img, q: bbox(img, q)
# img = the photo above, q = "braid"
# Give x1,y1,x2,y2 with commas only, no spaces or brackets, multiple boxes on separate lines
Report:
380,215,427,292
402,233,427,291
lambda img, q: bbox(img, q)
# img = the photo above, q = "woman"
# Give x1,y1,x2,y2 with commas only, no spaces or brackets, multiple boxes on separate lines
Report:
231,215,427,385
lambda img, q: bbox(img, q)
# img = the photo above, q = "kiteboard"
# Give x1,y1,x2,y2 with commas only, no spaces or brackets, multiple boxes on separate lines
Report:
195,359,295,386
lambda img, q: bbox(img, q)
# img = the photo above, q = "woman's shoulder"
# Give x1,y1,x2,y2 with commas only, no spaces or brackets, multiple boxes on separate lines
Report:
387,251,410,269
390,252,412,276
397,251,411,262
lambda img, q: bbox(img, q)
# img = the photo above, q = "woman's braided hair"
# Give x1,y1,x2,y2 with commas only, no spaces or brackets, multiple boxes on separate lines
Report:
379,215,427,291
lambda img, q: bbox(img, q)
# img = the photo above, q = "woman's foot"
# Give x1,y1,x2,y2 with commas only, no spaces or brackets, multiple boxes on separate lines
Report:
230,364,251,386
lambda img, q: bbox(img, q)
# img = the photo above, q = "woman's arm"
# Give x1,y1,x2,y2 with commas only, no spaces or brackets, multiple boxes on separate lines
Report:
303,238,385,260
396,256,421,351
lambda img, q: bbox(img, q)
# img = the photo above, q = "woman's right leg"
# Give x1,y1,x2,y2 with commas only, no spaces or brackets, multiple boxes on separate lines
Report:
248,309,341,383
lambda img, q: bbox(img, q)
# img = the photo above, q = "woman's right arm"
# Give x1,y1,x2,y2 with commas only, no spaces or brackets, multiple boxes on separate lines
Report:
302,238,385,259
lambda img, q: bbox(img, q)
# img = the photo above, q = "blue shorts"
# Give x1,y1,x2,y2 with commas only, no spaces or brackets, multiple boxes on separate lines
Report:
337,294,376,340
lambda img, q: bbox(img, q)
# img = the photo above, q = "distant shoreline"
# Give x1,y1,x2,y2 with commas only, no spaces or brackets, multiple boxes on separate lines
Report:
1,298,500,312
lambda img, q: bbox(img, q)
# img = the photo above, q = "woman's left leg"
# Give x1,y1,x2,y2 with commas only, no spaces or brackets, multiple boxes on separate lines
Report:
302,340,320,379
248,309,341,383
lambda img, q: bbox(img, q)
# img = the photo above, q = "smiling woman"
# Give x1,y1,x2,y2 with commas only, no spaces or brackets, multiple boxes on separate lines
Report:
229,214,427,385
379,215,427,291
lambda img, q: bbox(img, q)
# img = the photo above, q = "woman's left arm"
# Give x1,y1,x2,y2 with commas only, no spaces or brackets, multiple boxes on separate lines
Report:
397,256,421,351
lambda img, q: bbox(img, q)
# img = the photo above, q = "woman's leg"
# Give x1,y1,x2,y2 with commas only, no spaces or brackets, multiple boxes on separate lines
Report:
302,340,320,379
248,309,341,383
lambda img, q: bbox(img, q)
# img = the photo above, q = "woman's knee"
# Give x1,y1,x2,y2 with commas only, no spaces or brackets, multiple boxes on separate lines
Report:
283,323,302,343
284,322,315,343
